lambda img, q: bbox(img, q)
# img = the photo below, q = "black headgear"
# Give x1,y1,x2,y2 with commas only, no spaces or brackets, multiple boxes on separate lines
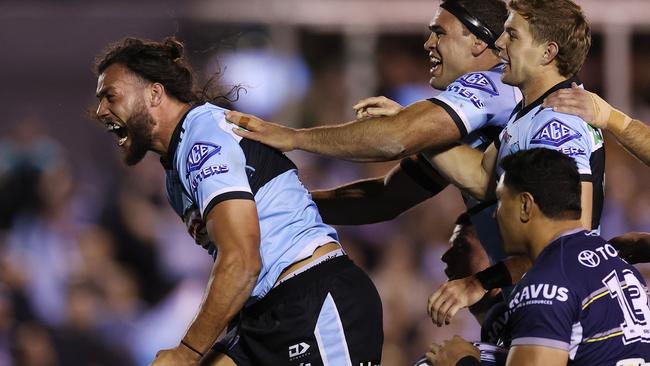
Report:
441,1,499,49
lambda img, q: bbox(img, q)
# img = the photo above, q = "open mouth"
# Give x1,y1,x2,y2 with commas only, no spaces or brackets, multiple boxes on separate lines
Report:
430,54,442,74
105,121,128,146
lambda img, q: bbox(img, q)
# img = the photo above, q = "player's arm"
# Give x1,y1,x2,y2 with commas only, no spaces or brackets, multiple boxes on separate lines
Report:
180,199,261,354
423,142,498,201
312,155,448,225
610,232,650,264
506,345,568,366
428,255,531,326
226,100,461,162
579,182,592,230
543,83,650,167
150,200,260,366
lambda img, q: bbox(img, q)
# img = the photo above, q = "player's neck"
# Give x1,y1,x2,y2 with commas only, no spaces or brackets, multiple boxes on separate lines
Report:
528,218,584,261
150,101,192,157
520,70,566,108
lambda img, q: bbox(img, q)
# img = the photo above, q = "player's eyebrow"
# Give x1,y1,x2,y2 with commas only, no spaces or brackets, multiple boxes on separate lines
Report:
96,86,115,99
429,24,445,33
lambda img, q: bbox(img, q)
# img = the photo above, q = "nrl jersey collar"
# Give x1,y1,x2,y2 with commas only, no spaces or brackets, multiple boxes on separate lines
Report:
160,103,203,170
513,75,582,121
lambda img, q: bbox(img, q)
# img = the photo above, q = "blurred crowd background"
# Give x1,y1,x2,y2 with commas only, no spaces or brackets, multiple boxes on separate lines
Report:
2,0,650,365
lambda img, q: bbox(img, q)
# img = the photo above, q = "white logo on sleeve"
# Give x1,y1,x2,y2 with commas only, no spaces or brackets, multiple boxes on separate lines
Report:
578,250,601,268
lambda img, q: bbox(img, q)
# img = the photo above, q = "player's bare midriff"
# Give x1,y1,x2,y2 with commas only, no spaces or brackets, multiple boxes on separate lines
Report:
275,242,342,284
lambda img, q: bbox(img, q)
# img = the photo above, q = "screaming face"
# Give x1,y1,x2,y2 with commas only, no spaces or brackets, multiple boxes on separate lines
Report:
95,64,155,166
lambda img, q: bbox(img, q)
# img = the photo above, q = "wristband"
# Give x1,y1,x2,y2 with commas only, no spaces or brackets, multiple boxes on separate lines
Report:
457,356,481,366
180,340,203,357
475,261,512,290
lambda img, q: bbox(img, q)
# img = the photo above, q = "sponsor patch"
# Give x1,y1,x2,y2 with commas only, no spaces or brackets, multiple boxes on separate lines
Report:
447,85,486,108
508,283,569,310
458,72,499,96
190,164,229,191
559,146,586,156
578,250,600,268
531,119,582,147
187,142,222,172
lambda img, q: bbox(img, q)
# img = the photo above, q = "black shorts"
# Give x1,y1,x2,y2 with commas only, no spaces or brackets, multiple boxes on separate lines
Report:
214,256,383,366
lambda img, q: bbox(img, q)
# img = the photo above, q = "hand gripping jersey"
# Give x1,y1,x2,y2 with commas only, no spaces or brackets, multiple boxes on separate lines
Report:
162,103,339,301
502,230,650,365
403,65,522,263
496,77,605,231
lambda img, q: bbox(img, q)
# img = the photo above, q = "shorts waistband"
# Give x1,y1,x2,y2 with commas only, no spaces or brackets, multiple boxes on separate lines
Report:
246,255,353,315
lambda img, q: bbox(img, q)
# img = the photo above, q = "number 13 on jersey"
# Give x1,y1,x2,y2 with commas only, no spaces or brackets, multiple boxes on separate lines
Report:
603,269,650,344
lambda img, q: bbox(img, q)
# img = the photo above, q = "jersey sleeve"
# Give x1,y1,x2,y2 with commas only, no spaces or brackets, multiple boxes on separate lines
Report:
428,71,515,137
507,281,579,351
527,110,595,180
178,112,254,220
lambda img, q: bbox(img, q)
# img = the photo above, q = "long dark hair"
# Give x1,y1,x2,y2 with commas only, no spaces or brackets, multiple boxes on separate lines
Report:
95,37,243,106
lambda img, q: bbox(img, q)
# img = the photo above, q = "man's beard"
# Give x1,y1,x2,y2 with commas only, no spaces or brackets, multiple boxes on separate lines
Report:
124,103,155,166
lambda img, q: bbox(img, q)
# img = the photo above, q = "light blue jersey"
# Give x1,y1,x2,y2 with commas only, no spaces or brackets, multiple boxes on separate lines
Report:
162,103,339,301
496,78,605,231
411,65,521,263
429,64,522,143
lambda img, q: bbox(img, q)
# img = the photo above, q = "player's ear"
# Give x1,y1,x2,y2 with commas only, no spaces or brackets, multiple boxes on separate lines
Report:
520,192,534,223
149,82,165,107
471,37,489,56
541,41,559,66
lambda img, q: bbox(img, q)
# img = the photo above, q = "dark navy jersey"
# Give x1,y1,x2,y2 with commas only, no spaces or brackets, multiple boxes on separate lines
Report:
503,230,650,365
162,103,339,300
405,65,520,263
496,77,605,231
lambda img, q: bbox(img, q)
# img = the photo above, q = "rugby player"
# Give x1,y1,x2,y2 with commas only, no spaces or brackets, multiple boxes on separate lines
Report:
227,0,535,317
427,149,650,366
93,37,383,366
425,0,606,326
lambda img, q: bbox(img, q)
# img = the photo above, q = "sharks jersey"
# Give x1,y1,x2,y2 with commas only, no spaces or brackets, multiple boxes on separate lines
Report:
404,65,521,263
502,230,650,365
161,103,339,301
495,77,605,231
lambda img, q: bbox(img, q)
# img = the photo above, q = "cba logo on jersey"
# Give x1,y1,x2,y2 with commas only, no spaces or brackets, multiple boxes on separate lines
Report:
458,73,499,96
187,142,221,172
531,119,582,147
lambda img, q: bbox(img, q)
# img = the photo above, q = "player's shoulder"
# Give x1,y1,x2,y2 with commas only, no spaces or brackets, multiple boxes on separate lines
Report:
550,231,625,280
452,64,512,96
182,103,245,143
184,103,227,132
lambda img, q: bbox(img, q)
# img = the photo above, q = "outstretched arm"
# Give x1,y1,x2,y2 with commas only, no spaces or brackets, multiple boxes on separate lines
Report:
226,100,461,162
543,83,650,167
312,156,448,225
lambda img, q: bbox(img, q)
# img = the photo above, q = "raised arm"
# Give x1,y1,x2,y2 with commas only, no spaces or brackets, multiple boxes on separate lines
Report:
543,83,650,167
226,100,461,162
150,199,261,365
312,155,448,225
